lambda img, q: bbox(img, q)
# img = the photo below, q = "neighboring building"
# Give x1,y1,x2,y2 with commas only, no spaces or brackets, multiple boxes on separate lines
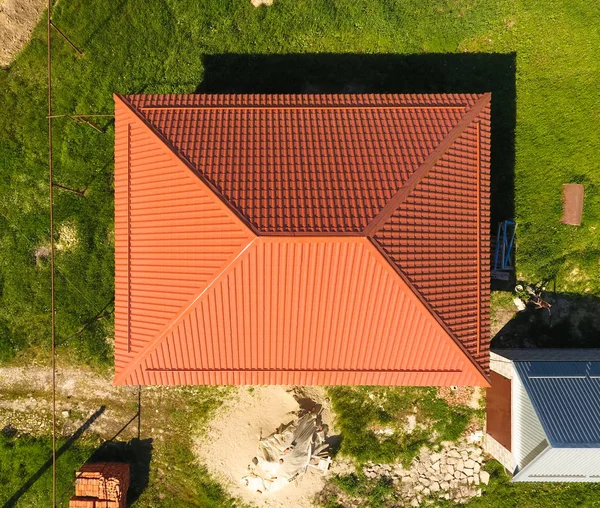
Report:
113,93,491,386
485,349,600,482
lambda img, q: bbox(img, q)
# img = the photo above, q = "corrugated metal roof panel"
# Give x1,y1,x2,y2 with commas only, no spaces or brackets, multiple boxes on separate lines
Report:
515,361,600,447
374,107,491,373
119,237,485,385
513,448,600,482
113,93,492,387
114,99,255,376
126,94,470,233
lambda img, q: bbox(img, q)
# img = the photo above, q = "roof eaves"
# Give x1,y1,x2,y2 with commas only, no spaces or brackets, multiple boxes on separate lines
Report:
365,237,491,387
367,236,491,387
115,94,261,237
511,445,553,482
363,92,492,237
113,236,260,386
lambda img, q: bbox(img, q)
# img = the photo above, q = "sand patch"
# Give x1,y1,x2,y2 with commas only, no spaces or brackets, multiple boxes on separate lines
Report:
0,0,46,67
194,385,334,507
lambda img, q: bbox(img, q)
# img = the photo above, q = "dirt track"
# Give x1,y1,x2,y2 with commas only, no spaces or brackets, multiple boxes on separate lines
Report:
0,0,45,67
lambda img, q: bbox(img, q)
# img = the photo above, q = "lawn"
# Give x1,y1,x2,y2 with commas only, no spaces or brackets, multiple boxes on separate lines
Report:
0,0,599,505
1,0,599,365
328,386,480,465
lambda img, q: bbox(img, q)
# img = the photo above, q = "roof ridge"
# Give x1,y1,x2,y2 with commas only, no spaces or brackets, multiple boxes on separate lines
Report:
363,93,491,237
366,237,490,385
115,94,261,236
113,236,260,386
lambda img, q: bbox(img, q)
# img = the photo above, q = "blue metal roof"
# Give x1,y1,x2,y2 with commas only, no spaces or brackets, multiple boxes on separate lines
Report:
515,361,600,448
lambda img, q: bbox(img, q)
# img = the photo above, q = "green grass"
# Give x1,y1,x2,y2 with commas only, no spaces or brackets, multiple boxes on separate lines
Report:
133,386,240,506
1,1,599,503
330,472,397,508
328,386,478,465
0,432,96,507
1,0,598,366
464,460,600,508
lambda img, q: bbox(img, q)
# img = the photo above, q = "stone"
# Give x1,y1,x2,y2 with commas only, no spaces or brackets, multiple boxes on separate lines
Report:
444,493,450,500
460,451,469,461
61,410,70,418
448,450,461,459
251,0,273,6
402,476,413,485
456,459,464,471
423,488,431,496
474,475,480,486
446,457,457,465
474,463,481,474
467,477,474,485
477,488,483,497
444,473,453,482
447,465,455,475
464,468,474,477
464,459,476,469
432,461,441,472
440,481,450,490
421,478,431,487
414,484,425,493
430,453,441,463
411,499,420,507
430,481,440,493
480,471,490,485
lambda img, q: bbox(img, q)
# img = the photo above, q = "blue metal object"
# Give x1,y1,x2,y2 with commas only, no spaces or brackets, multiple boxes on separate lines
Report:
493,220,516,272
515,361,600,447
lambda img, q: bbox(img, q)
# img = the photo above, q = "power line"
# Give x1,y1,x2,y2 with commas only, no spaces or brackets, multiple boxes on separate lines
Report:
47,1,57,506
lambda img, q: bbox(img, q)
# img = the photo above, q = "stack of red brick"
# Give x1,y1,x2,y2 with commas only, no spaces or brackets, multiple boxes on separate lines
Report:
69,462,130,508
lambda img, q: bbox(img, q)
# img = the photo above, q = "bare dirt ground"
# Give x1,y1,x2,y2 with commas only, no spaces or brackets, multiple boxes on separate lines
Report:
194,385,340,508
0,0,45,67
0,365,140,440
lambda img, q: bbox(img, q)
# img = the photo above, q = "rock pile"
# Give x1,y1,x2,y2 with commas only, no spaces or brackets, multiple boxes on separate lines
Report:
363,444,489,506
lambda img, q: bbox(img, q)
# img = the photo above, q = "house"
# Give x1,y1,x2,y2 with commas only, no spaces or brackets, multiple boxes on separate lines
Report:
113,93,491,386
484,349,600,481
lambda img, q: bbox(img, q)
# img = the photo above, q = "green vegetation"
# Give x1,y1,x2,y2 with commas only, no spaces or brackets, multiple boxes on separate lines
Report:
1,0,599,505
328,386,478,465
464,460,600,508
1,0,598,364
0,432,95,506
327,472,397,508
132,386,238,506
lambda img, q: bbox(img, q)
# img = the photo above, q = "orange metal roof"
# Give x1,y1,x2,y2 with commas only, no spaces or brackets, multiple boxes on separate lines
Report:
114,93,491,386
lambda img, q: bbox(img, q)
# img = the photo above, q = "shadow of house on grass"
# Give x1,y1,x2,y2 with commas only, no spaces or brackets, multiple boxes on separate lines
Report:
86,437,153,505
196,52,516,227
492,292,600,349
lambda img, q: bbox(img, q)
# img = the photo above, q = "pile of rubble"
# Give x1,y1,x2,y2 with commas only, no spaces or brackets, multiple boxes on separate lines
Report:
364,445,490,506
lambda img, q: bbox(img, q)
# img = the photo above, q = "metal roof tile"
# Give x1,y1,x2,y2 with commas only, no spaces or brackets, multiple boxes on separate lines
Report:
114,93,491,386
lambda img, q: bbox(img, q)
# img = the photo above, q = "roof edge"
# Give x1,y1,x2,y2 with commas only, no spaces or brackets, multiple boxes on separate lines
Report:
363,92,492,237
367,236,491,386
114,94,261,236
113,236,260,386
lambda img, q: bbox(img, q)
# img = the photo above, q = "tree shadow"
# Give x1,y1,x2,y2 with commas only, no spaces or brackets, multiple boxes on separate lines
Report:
196,52,516,225
3,406,105,508
86,438,153,505
492,292,600,349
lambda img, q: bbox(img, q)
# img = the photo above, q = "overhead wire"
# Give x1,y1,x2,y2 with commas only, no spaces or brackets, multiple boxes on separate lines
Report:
47,0,57,505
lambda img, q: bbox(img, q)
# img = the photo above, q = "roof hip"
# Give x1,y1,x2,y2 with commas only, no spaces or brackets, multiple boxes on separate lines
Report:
363,92,491,237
